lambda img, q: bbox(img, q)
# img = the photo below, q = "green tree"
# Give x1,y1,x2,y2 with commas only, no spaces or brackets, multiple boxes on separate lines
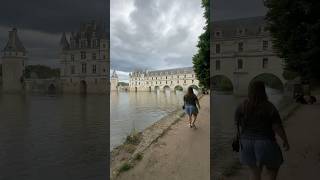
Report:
24,65,60,79
265,0,320,82
193,0,210,88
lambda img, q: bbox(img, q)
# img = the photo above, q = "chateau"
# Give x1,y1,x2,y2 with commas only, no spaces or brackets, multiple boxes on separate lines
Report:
211,16,286,95
0,21,109,94
110,69,118,91
59,21,109,94
0,28,27,93
129,67,199,92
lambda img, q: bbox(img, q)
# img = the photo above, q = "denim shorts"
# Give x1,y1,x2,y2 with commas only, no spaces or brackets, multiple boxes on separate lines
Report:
184,105,198,115
240,138,283,169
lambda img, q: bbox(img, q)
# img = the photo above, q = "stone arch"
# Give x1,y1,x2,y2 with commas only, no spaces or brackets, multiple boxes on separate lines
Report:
249,73,284,91
80,80,87,94
163,85,170,91
188,85,199,90
154,86,160,92
174,85,183,92
48,83,56,94
149,86,151,92
134,87,138,92
211,75,234,92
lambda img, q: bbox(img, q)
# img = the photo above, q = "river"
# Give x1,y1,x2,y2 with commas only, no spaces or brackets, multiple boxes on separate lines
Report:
0,94,108,180
110,90,186,150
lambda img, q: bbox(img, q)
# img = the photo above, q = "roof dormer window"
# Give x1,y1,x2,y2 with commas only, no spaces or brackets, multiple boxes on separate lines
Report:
215,31,222,37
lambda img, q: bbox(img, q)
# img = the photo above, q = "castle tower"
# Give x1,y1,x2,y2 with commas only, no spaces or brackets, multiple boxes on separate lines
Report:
1,28,27,92
110,69,118,91
59,21,109,94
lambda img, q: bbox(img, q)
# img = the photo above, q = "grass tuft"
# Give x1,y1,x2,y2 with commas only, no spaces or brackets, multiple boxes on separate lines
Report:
119,163,132,173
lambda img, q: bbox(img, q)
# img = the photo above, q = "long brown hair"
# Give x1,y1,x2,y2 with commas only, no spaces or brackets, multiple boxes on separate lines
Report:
245,81,268,114
185,86,195,97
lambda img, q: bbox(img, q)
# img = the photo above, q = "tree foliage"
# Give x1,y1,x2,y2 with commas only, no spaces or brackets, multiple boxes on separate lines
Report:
24,65,60,79
265,0,320,81
193,0,210,88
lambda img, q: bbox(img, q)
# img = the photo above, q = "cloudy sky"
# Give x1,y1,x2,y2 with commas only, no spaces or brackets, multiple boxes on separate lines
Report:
0,0,108,67
110,0,206,81
111,0,267,81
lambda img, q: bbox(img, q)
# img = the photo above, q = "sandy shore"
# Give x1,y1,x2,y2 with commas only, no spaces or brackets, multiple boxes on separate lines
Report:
226,96,320,179
114,95,210,180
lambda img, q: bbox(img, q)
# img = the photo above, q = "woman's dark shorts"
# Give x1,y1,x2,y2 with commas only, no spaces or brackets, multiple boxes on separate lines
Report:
184,105,198,115
240,138,283,169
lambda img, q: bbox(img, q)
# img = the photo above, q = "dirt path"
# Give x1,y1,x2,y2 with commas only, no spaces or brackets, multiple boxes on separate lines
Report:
227,99,320,179
115,95,210,180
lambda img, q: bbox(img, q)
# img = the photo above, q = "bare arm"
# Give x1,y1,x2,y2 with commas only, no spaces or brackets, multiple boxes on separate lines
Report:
196,99,200,109
273,124,290,151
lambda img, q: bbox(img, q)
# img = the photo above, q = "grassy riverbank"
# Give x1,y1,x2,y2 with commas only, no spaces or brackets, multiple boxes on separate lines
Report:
110,94,205,179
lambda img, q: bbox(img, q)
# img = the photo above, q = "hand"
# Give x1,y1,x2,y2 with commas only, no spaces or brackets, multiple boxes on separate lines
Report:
283,141,290,151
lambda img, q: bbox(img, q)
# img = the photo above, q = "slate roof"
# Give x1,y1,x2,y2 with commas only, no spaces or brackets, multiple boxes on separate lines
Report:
213,16,269,39
2,28,26,53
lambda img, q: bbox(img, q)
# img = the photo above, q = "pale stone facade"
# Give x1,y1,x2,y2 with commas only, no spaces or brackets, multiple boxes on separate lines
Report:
110,70,118,91
0,28,27,93
60,21,109,94
211,16,285,95
129,67,199,92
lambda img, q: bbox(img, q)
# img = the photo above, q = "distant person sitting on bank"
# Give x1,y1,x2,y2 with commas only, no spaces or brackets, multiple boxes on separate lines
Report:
304,94,317,104
234,81,290,180
183,87,200,128
295,93,307,104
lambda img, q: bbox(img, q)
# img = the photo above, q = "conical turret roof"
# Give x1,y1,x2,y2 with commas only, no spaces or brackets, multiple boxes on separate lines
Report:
60,32,70,50
2,28,26,53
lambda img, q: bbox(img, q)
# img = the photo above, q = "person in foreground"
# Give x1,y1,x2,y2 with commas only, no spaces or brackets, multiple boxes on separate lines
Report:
234,81,290,180
183,87,200,128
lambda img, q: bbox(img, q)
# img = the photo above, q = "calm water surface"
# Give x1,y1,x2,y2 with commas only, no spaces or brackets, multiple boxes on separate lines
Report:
110,90,186,150
0,94,108,180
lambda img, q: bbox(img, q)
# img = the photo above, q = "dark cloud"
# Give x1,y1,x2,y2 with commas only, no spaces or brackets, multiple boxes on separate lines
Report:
0,0,109,67
110,0,205,78
0,0,109,33
213,0,267,21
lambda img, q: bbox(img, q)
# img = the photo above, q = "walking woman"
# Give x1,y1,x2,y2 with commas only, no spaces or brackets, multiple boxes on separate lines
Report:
183,87,200,128
234,81,290,180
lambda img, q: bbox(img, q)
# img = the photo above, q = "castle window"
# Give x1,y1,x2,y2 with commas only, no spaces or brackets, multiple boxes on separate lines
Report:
71,65,75,74
71,54,75,61
262,58,269,69
262,40,269,50
92,64,97,73
192,80,194,83
81,40,86,48
166,81,167,84
216,60,221,70
92,53,97,60
238,42,244,52
184,80,186,83
216,44,221,53
81,51,86,59
215,31,221,37
82,63,87,73
237,59,243,70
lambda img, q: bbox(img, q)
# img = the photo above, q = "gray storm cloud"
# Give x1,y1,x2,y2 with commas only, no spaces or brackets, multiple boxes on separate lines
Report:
0,0,108,67
110,0,205,73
